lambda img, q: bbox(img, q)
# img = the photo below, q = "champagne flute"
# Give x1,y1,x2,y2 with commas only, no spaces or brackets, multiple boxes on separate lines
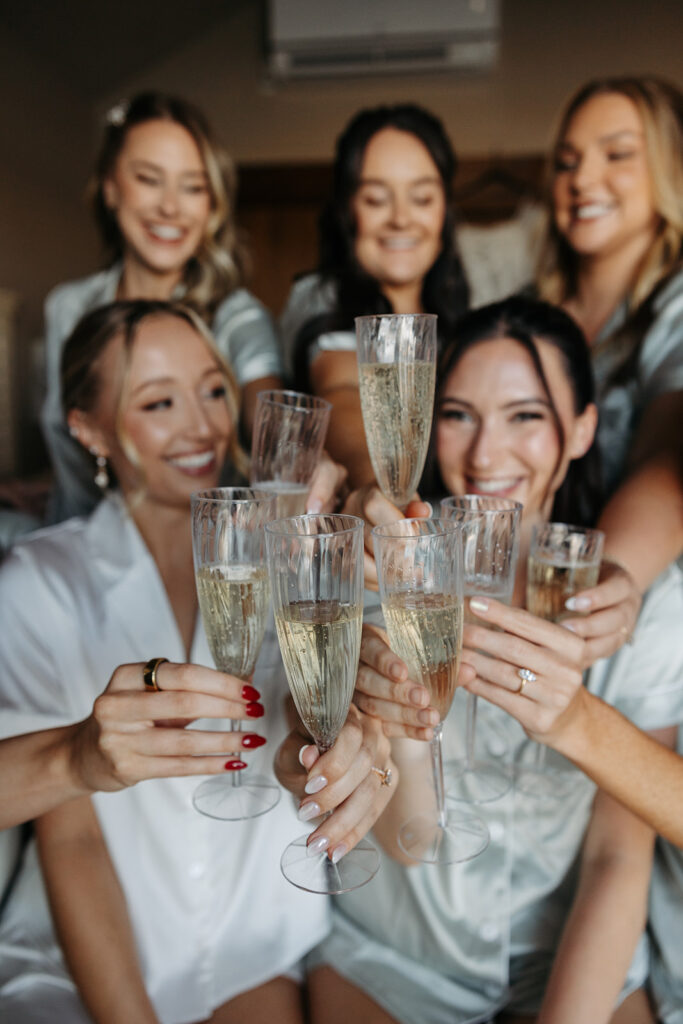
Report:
373,518,489,863
440,496,521,804
265,513,380,894
250,390,331,517
356,314,437,509
516,522,604,798
191,487,281,820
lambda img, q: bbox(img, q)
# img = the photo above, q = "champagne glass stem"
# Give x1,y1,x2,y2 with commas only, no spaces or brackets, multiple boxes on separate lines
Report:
230,720,242,788
464,693,478,771
430,723,447,830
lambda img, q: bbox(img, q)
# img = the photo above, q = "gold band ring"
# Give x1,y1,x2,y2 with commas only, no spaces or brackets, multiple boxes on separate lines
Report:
370,765,393,787
143,657,169,692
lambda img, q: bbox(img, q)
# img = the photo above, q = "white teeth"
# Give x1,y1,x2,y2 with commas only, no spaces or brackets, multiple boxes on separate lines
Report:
574,203,613,220
470,478,518,492
149,224,183,240
382,238,418,250
169,451,214,469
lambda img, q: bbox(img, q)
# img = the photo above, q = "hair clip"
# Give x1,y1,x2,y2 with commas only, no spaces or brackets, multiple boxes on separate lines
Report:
106,101,129,127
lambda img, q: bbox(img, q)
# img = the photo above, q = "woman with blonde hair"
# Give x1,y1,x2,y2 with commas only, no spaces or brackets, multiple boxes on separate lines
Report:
0,299,391,1023
536,76,683,598
42,91,284,522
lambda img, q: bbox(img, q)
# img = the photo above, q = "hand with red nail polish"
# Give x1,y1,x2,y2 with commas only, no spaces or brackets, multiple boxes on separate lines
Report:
241,733,266,749
224,759,247,771
246,702,265,718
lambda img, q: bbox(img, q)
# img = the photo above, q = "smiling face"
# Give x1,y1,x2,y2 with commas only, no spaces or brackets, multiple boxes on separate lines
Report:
71,314,232,510
436,337,596,523
552,91,659,264
103,119,212,290
351,127,446,308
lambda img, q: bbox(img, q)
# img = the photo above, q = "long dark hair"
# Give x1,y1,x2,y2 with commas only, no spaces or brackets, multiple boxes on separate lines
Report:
421,296,603,526
293,103,469,387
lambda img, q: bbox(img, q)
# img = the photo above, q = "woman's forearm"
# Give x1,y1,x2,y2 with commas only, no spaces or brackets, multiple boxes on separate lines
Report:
550,695,683,846
598,454,683,591
36,799,158,1024
537,791,654,1024
0,725,90,828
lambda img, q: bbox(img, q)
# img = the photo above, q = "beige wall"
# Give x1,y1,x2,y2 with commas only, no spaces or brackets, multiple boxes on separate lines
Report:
0,28,98,470
98,0,683,162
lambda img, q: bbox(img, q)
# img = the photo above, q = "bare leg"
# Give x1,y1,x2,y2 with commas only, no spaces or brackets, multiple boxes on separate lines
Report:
308,965,400,1024
207,976,305,1024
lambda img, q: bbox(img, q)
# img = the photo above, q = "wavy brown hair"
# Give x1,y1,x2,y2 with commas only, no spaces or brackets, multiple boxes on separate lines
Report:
90,92,245,317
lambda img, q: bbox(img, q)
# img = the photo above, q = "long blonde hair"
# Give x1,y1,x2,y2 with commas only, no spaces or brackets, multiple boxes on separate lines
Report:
91,93,245,317
537,76,683,312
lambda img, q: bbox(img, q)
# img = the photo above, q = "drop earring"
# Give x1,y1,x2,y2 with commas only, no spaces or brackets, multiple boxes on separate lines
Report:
90,448,109,490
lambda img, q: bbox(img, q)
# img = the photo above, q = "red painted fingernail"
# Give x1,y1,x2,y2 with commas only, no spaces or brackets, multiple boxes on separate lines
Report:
224,759,247,770
246,702,265,718
242,733,266,748
242,685,261,701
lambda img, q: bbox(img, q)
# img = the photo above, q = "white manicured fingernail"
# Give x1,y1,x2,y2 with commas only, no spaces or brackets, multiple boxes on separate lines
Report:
331,843,348,864
298,744,311,767
565,595,591,611
469,597,489,613
304,774,328,795
306,497,322,513
307,836,329,856
298,801,321,822
561,621,578,633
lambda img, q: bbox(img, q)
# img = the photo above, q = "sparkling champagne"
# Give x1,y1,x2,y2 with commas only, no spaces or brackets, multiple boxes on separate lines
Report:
196,565,270,679
358,361,435,507
275,600,362,751
254,479,309,517
527,555,600,622
382,592,463,720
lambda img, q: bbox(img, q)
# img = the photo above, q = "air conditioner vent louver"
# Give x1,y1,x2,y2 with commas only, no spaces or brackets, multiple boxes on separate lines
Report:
268,0,500,79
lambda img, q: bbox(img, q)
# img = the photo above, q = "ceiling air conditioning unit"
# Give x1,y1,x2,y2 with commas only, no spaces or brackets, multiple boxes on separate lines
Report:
267,0,500,80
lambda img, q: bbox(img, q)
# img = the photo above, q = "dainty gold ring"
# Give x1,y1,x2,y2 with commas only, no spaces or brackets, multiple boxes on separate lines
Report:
143,657,169,692
370,765,393,787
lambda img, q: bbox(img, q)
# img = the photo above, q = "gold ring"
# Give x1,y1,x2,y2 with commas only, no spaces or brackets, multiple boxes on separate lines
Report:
143,657,169,692
370,765,393,787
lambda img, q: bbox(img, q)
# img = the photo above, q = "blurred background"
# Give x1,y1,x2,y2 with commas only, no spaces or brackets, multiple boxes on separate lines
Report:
0,0,681,476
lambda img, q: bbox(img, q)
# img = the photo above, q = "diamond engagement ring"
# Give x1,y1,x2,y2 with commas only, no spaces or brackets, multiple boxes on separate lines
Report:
517,667,537,694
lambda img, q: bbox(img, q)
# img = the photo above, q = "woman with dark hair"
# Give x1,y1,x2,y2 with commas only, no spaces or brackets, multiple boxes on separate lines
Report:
305,296,683,1024
42,91,284,523
281,103,469,487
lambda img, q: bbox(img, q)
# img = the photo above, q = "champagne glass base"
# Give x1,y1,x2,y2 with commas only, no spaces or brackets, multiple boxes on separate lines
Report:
193,774,281,821
514,765,575,801
398,812,489,864
446,759,513,804
281,835,380,894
